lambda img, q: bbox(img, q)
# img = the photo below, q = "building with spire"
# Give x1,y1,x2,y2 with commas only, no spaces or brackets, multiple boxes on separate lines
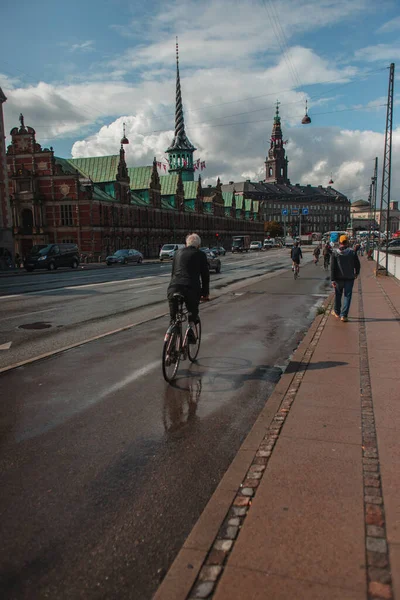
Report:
265,102,288,184
0,87,13,266
221,102,350,235
166,38,196,182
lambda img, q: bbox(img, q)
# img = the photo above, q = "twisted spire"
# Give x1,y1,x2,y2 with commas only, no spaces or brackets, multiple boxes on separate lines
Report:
167,37,196,152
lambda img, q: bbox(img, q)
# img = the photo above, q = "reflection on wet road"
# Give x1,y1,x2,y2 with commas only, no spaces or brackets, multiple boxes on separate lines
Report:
0,262,329,599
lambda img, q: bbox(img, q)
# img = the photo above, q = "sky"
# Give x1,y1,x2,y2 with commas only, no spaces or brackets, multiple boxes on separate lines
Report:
1,0,399,202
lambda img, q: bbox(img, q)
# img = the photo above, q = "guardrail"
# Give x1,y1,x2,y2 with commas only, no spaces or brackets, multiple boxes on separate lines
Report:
374,250,400,280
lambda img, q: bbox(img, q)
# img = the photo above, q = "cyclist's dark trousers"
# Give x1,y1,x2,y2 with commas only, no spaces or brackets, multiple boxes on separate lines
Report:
168,285,200,323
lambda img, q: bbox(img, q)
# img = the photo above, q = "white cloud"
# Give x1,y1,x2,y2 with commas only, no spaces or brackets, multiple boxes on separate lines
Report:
354,43,400,62
376,16,400,33
69,40,95,53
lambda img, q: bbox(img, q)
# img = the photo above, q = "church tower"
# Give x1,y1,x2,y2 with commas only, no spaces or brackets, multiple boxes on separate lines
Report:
166,38,196,182
265,101,288,184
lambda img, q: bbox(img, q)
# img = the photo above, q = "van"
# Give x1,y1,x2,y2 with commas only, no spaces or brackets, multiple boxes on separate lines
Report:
159,244,185,261
25,243,80,272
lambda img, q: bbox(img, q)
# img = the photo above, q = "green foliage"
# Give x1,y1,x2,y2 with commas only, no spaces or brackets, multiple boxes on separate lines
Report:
264,220,284,237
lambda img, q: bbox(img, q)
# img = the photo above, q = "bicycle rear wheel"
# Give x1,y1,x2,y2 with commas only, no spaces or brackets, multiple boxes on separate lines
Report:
162,326,181,382
188,319,201,362
294,268,298,280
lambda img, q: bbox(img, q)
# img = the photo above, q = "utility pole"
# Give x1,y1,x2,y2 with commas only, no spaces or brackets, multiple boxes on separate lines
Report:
376,63,395,275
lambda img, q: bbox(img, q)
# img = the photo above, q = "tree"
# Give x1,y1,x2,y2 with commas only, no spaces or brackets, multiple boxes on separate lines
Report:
264,220,283,237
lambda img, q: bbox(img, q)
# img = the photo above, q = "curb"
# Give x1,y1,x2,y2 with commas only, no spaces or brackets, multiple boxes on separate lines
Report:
153,294,333,600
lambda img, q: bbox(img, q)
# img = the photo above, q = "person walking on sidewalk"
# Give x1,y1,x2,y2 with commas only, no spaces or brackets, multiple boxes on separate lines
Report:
331,235,360,322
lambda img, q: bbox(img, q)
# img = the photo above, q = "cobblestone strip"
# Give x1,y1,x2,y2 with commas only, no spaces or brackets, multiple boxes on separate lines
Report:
358,279,394,600
187,305,331,600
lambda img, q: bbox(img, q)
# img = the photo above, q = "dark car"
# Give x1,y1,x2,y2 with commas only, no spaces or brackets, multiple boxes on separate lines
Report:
210,246,226,256
201,249,221,273
25,243,80,272
106,249,143,265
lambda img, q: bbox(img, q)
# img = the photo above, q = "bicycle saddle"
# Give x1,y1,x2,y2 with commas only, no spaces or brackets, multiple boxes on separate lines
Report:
172,293,185,300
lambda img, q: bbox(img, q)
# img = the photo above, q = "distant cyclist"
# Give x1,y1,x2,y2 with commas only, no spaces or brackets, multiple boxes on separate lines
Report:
167,233,209,343
313,245,321,265
291,241,303,275
323,242,332,269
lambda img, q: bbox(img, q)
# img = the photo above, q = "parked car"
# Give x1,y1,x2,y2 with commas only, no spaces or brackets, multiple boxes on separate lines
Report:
25,243,80,272
159,244,185,261
263,239,274,250
210,246,226,256
201,249,221,273
106,249,143,265
250,241,263,251
386,239,400,255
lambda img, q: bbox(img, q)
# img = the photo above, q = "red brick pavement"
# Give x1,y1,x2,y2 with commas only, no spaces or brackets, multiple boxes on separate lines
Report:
154,259,399,600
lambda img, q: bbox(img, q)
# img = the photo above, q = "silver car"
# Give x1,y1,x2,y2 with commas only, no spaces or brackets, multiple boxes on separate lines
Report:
106,249,143,265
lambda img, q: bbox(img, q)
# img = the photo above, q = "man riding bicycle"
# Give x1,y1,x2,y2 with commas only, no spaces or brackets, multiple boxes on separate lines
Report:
291,241,303,274
167,233,210,343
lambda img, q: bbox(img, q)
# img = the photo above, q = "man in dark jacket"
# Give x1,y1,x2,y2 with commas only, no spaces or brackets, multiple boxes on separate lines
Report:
168,233,210,341
291,241,303,273
331,235,360,322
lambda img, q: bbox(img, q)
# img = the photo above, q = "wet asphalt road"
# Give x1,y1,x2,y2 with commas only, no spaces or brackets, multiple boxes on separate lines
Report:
0,257,329,599
0,251,296,369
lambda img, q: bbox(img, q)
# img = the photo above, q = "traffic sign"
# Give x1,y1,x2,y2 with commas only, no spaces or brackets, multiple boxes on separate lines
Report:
302,208,309,215
291,208,299,215
282,208,288,216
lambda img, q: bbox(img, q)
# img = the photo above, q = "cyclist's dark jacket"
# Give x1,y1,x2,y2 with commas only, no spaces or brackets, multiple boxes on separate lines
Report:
291,246,303,263
168,246,210,297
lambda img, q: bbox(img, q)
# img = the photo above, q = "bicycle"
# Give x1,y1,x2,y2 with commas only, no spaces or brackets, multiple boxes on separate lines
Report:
293,262,300,280
162,293,202,383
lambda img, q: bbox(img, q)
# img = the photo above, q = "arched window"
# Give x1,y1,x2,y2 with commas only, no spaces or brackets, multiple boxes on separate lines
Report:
21,209,33,234
269,167,273,177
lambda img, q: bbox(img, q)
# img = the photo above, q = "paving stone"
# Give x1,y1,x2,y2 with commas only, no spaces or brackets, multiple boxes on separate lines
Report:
248,464,265,473
241,488,254,497
369,567,392,584
366,505,385,527
365,495,383,505
256,450,271,457
192,581,215,598
224,526,239,540
242,479,259,488
366,537,387,553
198,566,222,582
233,496,250,507
246,471,262,480
364,464,379,473
231,507,247,517
205,549,226,566
213,540,233,552
365,486,381,496
367,525,385,538
368,581,392,599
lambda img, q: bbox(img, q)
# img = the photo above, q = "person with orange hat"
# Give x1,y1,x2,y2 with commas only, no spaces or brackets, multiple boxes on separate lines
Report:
330,235,360,322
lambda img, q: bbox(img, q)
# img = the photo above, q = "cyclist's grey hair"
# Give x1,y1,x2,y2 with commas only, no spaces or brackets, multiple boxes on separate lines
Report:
186,233,201,248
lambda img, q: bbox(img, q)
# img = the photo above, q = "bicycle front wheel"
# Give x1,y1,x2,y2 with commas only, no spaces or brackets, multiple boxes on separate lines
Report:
188,319,201,362
162,327,181,383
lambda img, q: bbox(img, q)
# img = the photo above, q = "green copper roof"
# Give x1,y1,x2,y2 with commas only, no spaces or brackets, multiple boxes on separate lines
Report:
55,156,82,175
161,198,177,210
183,181,197,200
67,155,119,182
130,192,150,207
93,185,116,202
235,195,243,209
253,200,259,213
128,166,152,190
244,198,252,212
160,174,179,195
222,191,233,207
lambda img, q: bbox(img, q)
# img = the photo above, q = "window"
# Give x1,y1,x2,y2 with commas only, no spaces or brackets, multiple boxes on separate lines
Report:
62,238,74,244
61,204,73,226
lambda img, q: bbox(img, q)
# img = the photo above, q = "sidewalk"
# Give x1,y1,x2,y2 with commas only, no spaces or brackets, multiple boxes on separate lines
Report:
154,259,399,600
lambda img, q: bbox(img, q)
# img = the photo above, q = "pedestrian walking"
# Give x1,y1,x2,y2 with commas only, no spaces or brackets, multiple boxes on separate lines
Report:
331,235,360,322
313,245,321,265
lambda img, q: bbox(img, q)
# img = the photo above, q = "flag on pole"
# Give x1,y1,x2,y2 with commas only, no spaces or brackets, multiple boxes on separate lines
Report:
163,164,166,172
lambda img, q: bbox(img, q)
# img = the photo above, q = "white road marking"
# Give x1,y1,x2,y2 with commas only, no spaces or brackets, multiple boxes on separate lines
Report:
0,342,12,350
0,307,57,322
